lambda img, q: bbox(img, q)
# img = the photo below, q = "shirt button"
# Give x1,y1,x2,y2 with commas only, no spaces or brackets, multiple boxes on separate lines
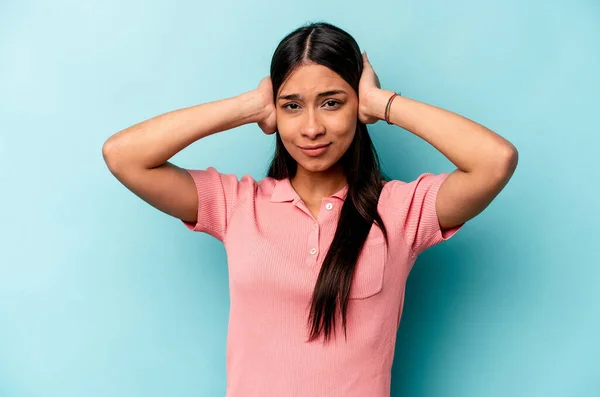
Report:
309,248,317,255
313,223,318,230
325,203,333,210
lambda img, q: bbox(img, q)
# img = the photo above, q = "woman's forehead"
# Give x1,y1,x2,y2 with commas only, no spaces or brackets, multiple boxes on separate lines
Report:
278,64,350,97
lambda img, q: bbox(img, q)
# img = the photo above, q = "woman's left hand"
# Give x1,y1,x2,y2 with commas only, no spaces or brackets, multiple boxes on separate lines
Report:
358,52,382,124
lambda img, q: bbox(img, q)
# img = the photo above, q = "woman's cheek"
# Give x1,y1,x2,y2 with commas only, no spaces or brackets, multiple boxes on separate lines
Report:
276,116,295,136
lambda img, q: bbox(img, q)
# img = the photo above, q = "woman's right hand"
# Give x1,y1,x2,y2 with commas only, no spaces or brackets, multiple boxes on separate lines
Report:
254,76,278,135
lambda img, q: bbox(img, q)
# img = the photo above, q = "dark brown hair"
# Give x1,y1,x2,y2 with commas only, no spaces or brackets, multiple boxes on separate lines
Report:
267,21,390,344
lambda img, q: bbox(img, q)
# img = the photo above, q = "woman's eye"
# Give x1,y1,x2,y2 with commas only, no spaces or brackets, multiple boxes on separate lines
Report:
282,101,340,110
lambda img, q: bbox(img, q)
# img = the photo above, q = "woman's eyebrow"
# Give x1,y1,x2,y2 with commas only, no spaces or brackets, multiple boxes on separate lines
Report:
277,90,347,101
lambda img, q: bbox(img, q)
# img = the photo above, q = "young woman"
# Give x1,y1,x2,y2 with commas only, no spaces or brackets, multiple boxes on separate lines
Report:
103,21,518,397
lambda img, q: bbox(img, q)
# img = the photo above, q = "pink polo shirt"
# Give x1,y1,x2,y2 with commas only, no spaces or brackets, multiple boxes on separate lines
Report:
181,166,463,397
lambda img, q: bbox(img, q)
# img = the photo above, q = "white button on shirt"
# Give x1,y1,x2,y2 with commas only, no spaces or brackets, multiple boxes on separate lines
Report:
309,248,317,255
325,203,333,210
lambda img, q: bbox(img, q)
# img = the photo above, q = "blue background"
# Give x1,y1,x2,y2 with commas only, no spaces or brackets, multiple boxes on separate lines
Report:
1,0,598,396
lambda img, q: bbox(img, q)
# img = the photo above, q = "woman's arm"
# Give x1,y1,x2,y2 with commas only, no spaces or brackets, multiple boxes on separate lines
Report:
102,88,271,224
102,92,266,170
365,88,518,230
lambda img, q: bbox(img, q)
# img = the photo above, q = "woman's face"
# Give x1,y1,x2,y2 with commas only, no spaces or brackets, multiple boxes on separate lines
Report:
275,63,358,175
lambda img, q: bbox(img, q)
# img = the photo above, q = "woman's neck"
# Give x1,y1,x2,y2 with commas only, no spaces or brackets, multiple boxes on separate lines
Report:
290,167,347,204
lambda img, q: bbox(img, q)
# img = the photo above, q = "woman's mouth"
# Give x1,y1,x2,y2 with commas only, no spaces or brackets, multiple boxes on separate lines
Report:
298,143,331,157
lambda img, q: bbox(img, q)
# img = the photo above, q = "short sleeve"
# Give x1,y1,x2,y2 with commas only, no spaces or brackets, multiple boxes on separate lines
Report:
386,172,464,258
181,166,252,241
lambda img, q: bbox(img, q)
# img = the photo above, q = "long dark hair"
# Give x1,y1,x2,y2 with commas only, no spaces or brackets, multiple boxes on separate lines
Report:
267,21,390,344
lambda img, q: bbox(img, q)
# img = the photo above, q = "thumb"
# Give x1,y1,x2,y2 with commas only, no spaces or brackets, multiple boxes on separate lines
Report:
362,51,371,67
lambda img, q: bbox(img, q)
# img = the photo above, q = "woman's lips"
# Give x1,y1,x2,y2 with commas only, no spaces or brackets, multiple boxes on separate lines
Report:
299,144,331,157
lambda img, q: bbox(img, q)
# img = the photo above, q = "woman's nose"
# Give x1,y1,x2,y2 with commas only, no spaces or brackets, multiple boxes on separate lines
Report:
301,109,326,138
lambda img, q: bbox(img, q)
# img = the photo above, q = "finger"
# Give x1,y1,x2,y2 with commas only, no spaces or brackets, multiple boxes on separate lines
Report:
362,52,372,69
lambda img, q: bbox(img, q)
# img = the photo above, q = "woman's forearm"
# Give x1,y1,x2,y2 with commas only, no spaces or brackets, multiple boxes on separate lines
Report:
366,89,517,175
102,91,265,170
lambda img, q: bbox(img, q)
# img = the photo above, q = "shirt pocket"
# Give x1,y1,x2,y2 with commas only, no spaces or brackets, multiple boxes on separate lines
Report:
348,226,387,300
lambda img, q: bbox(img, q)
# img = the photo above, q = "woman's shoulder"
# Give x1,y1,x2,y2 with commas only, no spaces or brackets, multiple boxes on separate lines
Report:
196,166,282,198
379,172,450,204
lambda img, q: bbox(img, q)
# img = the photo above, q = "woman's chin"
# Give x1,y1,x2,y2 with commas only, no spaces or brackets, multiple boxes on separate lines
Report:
297,158,341,174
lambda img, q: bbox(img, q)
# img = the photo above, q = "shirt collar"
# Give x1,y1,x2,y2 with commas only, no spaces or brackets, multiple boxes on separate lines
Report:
270,177,349,203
